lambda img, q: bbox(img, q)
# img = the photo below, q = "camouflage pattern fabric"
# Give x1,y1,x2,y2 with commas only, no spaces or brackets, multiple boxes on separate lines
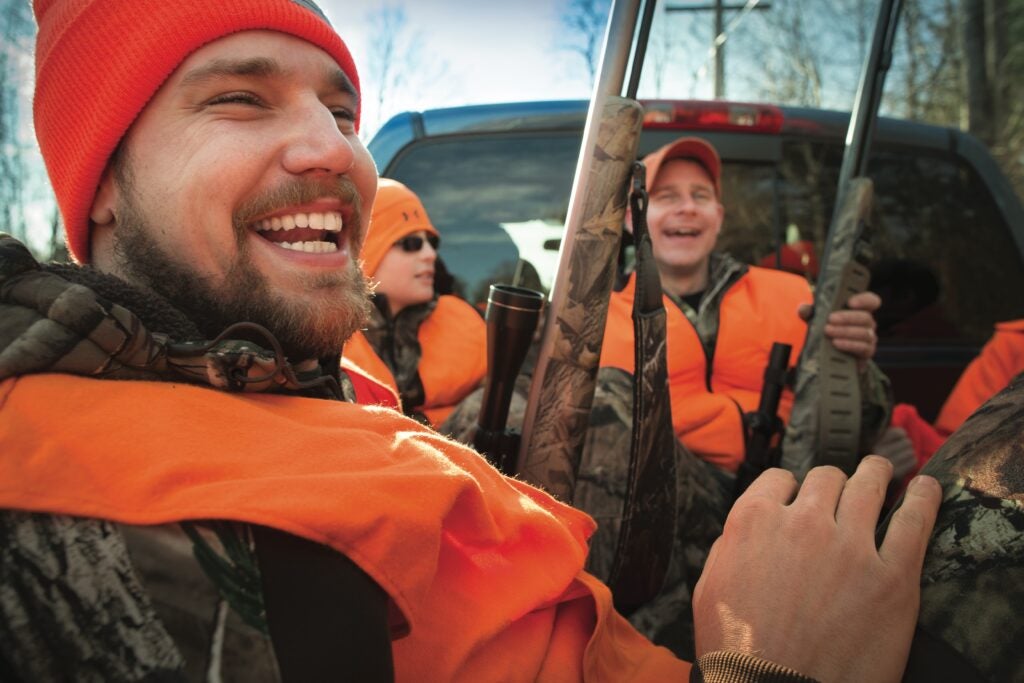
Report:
0,233,353,401
362,294,434,421
443,367,731,661
895,372,1024,682
0,512,186,681
0,235,362,681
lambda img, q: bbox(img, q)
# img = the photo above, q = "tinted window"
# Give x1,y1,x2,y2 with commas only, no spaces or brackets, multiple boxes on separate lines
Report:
389,131,1024,352
387,133,581,304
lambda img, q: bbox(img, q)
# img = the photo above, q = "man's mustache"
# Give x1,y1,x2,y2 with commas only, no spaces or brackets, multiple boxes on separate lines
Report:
233,177,363,234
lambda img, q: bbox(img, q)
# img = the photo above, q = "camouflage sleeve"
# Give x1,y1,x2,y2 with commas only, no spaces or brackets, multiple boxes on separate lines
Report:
0,511,185,682
858,359,892,454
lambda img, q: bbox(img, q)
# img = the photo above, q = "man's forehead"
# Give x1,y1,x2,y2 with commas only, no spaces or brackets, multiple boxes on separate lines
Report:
653,157,715,188
176,31,357,99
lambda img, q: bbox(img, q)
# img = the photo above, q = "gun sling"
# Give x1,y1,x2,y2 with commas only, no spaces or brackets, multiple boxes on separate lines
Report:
606,162,678,613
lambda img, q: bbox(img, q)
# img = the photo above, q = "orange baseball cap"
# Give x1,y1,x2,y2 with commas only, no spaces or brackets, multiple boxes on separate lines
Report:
641,137,722,199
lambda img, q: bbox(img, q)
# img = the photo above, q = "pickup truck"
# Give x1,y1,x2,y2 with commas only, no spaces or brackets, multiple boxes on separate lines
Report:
368,99,1024,421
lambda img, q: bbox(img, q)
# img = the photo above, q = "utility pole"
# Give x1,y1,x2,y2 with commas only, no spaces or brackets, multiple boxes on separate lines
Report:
666,0,771,98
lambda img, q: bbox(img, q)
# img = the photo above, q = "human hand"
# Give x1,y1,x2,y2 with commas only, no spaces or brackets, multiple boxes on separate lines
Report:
692,456,941,682
798,291,881,371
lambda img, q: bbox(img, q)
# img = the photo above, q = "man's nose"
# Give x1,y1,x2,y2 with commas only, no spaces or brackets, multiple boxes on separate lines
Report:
281,100,355,177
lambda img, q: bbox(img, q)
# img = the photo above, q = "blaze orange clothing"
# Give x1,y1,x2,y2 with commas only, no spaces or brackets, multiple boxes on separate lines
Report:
600,268,811,472
935,319,1024,436
345,294,487,427
341,356,401,409
0,374,687,682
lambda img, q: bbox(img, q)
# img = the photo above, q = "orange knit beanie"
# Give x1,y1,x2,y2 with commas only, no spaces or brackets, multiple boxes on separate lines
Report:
361,179,440,277
32,0,360,264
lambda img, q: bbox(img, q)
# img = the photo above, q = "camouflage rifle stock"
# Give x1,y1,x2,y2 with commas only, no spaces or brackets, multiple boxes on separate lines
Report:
781,0,902,479
515,0,646,502
512,0,677,606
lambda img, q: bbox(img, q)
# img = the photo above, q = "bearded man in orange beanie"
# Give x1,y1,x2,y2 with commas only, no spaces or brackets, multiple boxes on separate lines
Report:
0,1,942,681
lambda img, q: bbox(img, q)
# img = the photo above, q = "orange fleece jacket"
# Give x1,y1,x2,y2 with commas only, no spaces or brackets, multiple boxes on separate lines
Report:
0,374,686,682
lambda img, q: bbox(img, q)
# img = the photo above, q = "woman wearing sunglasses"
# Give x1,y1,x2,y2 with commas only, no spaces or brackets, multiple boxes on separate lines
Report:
345,178,487,428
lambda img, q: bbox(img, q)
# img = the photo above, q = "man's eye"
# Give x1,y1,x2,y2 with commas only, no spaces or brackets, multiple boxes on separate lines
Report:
206,92,263,107
330,106,356,123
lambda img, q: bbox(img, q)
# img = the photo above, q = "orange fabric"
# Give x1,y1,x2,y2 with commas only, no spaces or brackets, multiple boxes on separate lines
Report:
340,356,400,409
33,0,359,263
0,374,687,681
934,319,1024,436
600,267,811,472
344,295,487,427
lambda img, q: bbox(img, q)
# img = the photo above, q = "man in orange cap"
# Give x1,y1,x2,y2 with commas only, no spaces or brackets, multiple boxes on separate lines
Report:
601,137,891,475
0,1,940,681
345,178,487,428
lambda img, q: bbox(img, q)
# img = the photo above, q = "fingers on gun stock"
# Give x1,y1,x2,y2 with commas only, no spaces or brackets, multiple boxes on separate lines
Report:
693,458,941,679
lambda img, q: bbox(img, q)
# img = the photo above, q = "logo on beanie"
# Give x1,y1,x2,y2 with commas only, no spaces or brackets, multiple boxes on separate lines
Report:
291,0,332,24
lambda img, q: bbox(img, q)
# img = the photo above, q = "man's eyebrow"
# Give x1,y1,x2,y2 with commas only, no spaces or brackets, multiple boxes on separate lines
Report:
179,56,359,108
180,57,282,87
327,67,359,108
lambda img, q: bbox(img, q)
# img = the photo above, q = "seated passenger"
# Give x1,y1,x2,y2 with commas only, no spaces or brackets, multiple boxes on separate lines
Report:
600,137,892,474
0,1,948,681
345,178,487,427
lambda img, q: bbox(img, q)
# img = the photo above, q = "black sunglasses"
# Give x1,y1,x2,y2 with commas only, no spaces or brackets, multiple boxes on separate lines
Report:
395,234,440,253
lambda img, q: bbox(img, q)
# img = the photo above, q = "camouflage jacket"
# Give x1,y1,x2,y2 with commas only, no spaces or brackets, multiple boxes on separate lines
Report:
0,235,367,681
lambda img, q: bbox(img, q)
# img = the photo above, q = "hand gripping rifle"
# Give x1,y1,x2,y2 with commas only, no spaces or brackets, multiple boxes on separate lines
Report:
780,0,903,479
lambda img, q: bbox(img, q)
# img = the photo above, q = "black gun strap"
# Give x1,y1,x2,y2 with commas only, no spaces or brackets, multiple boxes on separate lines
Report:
607,162,679,613
252,525,394,683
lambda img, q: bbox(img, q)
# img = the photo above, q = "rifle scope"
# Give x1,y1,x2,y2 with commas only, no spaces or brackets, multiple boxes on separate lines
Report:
475,284,544,474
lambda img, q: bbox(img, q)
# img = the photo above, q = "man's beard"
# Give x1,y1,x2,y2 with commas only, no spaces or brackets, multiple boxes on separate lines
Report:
110,179,371,363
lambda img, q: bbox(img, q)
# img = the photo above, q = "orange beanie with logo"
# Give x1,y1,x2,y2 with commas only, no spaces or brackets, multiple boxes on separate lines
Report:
32,0,360,264
361,178,440,277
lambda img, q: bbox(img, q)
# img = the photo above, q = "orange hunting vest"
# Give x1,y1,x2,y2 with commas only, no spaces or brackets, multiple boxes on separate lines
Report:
600,267,811,472
935,319,1024,436
0,374,687,682
345,295,487,427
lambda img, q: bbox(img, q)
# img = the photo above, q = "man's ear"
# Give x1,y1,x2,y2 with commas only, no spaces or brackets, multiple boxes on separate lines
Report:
89,165,119,226
624,205,634,235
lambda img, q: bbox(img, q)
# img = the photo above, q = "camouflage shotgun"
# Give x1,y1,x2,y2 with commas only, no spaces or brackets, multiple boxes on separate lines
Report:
514,0,678,607
781,0,903,479
515,0,646,500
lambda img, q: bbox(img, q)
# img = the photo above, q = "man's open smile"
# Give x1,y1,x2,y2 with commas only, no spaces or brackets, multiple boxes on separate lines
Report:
254,210,344,253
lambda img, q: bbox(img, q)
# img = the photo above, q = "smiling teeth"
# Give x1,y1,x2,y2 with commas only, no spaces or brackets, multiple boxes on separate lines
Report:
279,241,338,253
255,212,343,232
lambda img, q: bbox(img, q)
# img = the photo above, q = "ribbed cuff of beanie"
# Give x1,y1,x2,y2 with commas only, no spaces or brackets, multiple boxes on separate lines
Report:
690,650,820,683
